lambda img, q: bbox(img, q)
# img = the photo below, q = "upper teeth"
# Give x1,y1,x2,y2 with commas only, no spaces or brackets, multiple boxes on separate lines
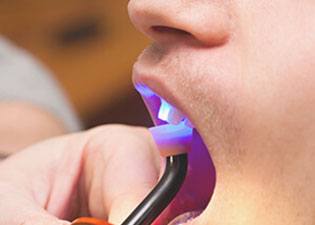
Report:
158,99,185,125
158,99,195,128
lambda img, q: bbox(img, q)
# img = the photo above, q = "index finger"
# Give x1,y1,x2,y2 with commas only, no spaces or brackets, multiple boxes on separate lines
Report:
81,125,162,224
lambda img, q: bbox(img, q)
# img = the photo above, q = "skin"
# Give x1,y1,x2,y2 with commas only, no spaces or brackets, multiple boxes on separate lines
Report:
0,1,315,225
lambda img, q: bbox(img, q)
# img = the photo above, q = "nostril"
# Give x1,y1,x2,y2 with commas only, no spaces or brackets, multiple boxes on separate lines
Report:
152,25,191,37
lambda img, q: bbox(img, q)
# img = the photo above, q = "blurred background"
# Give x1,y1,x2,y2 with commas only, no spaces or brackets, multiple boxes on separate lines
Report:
0,0,153,128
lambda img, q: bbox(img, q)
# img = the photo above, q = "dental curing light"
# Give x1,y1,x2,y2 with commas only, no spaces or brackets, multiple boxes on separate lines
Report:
120,86,192,225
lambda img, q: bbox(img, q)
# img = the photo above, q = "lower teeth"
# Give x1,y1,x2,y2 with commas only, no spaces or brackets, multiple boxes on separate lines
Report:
168,210,202,225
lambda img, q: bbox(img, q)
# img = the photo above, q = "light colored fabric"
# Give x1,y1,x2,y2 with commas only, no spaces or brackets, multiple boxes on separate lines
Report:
0,37,82,132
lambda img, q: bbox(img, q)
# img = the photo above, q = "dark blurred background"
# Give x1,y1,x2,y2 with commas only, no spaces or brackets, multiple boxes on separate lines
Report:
0,0,153,128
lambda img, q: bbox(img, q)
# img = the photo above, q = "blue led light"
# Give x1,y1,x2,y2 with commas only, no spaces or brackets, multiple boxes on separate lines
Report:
149,121,193,155
162,121,193,138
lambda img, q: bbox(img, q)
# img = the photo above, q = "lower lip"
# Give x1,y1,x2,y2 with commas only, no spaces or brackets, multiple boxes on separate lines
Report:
152,130,215,225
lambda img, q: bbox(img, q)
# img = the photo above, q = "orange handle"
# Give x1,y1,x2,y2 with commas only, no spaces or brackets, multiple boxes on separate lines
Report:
71,217,113,225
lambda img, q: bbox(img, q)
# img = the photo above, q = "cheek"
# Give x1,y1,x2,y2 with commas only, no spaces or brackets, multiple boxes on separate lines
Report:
237,0,315,149
171,49,245,166
247,51,315,149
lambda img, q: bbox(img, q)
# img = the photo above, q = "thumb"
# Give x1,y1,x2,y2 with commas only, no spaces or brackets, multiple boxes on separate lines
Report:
83,126,162,225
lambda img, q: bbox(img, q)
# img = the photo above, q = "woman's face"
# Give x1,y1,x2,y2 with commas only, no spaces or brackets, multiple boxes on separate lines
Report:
128,1,315,224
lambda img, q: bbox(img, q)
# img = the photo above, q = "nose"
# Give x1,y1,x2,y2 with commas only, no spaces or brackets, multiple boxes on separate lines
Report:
128,0,232,47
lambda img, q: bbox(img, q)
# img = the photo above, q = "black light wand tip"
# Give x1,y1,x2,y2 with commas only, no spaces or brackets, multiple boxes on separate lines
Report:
121,153,188,225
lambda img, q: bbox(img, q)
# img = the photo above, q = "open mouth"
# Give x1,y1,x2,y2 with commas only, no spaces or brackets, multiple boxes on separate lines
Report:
135,84,191,127
135,84,216,225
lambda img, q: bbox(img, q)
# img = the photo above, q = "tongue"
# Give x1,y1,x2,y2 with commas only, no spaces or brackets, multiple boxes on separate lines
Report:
152,130,216,225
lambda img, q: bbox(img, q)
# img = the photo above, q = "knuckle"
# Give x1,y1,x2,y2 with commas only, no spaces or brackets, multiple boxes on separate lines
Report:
84,125,152,156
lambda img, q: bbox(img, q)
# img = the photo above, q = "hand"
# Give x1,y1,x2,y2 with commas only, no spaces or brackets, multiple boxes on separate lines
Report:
0,125,161,225
0,125,212,225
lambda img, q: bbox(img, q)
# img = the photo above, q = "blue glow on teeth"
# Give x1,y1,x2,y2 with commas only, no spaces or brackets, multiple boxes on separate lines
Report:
158,99,186,125
158,99,173,123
